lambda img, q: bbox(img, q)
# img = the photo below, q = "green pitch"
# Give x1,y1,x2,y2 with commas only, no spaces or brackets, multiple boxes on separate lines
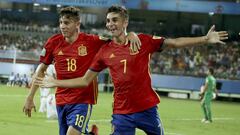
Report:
0,85,240,135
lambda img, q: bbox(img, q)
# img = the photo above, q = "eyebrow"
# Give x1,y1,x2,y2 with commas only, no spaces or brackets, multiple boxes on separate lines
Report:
107,16,119,20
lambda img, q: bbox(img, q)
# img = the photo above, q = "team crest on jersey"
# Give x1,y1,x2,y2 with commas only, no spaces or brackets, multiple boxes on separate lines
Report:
78,44,87,56
129,48,139,55
40,48,46,56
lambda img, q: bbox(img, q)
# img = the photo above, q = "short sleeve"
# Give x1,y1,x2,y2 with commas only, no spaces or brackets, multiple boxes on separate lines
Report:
40,38,54,65
205,77,209,84
92,35,110,49
89,48,108,72
139,34,165,53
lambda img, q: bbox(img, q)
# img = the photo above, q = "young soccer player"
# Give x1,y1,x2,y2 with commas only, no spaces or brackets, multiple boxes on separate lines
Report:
35,5,228,135
22,6,140,135
200,68,217,123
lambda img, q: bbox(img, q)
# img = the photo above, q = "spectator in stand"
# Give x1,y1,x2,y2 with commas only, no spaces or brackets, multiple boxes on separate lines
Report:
14,73,22,86
7,72,15,87
21,74,29,87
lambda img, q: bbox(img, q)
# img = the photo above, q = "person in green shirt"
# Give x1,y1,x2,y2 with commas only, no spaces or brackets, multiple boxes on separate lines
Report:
200,68,217,123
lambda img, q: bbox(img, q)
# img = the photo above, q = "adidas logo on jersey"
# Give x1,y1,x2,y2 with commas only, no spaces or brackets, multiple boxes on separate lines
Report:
109,53,115,58
58,50,64,55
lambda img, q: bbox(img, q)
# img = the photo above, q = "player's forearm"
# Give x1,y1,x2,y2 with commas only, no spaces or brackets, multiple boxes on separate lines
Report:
171,36,208,48
53,77,89,88
28,69,45,98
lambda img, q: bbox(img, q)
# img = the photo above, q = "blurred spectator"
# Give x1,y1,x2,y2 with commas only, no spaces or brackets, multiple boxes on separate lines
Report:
14,73,21,86
7,72,15,86
21,74,29,87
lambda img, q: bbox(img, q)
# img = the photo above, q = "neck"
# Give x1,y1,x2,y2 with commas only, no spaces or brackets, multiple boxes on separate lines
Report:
113,31,127,45
65,31,79,44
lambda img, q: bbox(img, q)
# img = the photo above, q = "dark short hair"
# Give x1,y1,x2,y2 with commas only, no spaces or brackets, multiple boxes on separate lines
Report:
209,67,214,75
59,6,80,21
107,5,129,20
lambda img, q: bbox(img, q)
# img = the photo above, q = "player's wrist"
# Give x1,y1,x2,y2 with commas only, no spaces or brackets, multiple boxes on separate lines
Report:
27,95,34,100
52,79,58,87
202,35,209,43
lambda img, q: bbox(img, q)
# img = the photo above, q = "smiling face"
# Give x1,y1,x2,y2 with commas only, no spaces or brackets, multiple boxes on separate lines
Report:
59,16,80,38
59,7,80,40
106,12,128,38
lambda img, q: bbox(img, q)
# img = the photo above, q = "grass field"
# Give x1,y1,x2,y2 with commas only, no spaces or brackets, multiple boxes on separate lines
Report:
0,84,240,135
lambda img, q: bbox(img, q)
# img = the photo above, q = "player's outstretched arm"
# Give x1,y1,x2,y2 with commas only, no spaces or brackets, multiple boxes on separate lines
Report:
23,63,48,117
35,70,99,88
163,25,228,49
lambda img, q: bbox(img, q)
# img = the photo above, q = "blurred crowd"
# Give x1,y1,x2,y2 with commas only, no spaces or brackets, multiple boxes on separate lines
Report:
0,19,59,34
0,21,240,80
151,42,240,80
7,72,30,87
0,33,44,52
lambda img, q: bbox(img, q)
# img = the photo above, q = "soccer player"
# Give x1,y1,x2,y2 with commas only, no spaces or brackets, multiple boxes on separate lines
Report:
22,6,140,135
35,5,228,135
200,68,217,123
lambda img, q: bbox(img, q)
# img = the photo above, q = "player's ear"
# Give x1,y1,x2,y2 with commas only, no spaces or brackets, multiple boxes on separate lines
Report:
123,19,128,29
76,20,81,31
77,20,81,27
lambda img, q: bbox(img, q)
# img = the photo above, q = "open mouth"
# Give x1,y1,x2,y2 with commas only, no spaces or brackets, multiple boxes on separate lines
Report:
110,28,117,33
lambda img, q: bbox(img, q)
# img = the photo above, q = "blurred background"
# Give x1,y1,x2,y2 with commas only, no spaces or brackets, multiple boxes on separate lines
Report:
0,0,240,134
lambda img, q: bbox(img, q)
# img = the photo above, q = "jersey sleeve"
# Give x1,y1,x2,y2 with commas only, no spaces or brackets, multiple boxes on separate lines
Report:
139,34,165,53
205,77,209,84
89,48,108,72
40,38,54,65
92,35,110,49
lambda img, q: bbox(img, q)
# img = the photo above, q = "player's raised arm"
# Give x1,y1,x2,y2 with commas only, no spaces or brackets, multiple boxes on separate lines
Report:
162,25,228,49
35,70,99,88
23,63,48,117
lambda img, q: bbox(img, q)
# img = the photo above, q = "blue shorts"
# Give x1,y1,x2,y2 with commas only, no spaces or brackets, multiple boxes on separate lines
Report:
57,104,92,135
111,106,164,135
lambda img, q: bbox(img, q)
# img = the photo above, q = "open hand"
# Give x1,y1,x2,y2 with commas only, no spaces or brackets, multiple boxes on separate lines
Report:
34,76,56,88
206,25,228,45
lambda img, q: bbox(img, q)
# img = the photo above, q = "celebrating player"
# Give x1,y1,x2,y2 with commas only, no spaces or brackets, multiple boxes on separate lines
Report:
23,6,140,135
35,5,228,135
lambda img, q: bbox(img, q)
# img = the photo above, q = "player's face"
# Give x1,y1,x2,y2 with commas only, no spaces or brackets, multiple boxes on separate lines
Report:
59,16,79,38
106,12,128,37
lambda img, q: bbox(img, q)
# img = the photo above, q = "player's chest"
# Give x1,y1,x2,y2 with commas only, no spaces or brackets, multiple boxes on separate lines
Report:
103,47,143,68
53,42,96,58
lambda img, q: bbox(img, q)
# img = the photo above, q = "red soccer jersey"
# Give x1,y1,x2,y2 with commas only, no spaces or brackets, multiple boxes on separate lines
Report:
90,34,165,114
40,33,108,105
